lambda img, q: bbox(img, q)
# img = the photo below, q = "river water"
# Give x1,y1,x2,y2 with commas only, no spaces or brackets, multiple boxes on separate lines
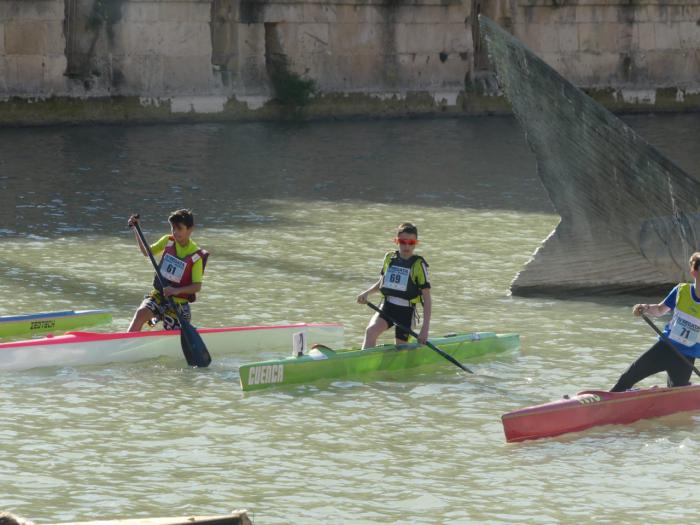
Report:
1,114,700,524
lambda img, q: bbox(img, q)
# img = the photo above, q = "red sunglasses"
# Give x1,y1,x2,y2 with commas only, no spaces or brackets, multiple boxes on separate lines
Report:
394,237,419,246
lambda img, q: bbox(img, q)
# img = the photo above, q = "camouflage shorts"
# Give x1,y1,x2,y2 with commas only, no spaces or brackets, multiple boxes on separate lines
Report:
140,292,192,331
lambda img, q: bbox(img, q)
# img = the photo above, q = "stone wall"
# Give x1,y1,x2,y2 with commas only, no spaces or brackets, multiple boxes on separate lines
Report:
502,0,700,103
0,0,699,122
0,0,66,95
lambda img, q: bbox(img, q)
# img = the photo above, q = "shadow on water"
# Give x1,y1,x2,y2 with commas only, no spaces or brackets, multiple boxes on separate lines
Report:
0,116,553,238
1,113,698,240
214,248,368,283
3,253,142,310
2,245,370,313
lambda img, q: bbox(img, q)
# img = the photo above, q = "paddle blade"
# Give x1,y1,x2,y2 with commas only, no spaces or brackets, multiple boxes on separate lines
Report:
180,321,212,367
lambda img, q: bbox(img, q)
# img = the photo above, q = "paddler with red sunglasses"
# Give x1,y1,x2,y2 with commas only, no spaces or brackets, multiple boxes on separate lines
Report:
356,222,431,349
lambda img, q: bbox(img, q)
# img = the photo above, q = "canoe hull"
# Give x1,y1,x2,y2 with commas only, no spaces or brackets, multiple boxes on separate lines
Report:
0,309,112,338
239,332,520,391
0,323,344,371
502,385,700,442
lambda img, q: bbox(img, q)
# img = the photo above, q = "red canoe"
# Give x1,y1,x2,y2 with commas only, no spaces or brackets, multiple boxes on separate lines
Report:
502,384,700,442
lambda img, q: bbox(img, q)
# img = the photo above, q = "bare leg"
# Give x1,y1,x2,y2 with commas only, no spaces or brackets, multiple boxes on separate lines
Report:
362,313,390,349
127,307,154,332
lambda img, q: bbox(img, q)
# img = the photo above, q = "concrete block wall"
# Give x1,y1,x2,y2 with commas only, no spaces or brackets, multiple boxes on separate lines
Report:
212,0,472,95
511,0,700,88
118,0,216,94
0,0,698,118
0,0,67,95
61,0,217,96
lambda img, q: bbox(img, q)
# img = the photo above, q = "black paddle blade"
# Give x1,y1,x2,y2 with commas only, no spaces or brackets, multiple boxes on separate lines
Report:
180,321,212,367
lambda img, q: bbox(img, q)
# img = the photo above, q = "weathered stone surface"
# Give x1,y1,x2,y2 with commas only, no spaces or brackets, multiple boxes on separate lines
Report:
120,2,160,23
4,55,46,93
128,54,165,94
0,0,700,120
5,21,51,55
481,15,700,296
0,0,63,22
162,55,215,92
158,1,212,23
43,55,68,93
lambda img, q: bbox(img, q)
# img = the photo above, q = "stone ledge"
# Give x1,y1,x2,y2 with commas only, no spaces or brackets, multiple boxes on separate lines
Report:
0,87,699,126
519,0,700,6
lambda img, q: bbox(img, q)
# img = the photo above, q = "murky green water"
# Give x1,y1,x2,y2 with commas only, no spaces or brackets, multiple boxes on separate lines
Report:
2,114,700,524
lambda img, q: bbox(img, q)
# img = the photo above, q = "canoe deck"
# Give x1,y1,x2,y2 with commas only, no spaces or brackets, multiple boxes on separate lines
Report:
0,323,344,371
239,331,520,391
0,309,112,338
502,384,700,443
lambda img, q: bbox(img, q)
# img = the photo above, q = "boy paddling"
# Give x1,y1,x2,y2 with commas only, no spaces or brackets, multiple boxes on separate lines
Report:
357,222,431,349
611,252,700,391
127,210,208,332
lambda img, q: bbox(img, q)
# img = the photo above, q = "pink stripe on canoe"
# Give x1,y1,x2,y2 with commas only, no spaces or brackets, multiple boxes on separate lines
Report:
0,323,343,349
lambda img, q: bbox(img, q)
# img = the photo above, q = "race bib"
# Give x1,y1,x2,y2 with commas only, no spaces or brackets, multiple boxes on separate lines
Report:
668,309,700,346
160,253,186,283
383,266,410,292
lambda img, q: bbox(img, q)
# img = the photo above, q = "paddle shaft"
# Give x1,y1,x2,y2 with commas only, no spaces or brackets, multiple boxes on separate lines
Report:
641,313,700,379
366,301,474,374
133,222,193,317
132,220,211,367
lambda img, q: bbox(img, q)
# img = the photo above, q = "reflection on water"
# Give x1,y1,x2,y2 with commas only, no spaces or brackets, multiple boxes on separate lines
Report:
0,117,554,238
1,115,700,523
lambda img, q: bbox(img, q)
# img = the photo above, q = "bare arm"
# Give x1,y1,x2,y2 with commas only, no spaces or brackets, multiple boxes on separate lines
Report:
128,215,150,257
357,279,382,304
632,302,670,317
163,282,201,297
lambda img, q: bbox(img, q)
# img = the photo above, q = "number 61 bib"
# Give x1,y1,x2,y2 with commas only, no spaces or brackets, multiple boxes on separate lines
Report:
160,253,187,283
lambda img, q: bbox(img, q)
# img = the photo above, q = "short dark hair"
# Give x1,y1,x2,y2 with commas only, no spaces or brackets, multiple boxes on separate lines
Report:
397,222,418,237
168,209,194,228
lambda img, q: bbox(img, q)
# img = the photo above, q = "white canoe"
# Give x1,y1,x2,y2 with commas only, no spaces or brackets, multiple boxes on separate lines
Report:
0,323,344,371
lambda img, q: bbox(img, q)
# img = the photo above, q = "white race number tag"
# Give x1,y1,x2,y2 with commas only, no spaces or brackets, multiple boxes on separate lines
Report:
160,253,186,283
668,309,700,346
383,266,410,292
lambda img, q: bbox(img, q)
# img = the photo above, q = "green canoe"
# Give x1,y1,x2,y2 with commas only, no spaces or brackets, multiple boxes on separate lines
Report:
239,331,519,391
0,309,112,339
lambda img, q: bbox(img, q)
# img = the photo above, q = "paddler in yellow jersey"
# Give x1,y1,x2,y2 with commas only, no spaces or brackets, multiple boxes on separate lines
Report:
356,222,431,349
127,209,208,332
611,252,700,391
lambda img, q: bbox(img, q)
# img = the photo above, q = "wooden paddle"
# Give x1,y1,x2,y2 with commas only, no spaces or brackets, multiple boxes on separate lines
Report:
641,313,700,379
366,301,474,374
132,219,212,368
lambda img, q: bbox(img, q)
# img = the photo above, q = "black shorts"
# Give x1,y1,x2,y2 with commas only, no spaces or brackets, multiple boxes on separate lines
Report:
378,300,415,342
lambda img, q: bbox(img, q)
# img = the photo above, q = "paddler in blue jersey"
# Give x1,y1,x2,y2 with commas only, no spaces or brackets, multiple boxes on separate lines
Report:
611,252,700,391
127,209,208,332
356,222,431,349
